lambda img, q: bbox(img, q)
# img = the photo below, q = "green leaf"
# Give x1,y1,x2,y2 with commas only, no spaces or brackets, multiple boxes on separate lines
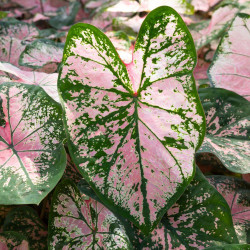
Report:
19,39,64,70
58,6,205,233
3,206,47,249
0,82,66,205
207,175,250,244
49,1,81,30
198,88,250,174
205,244,250,250
0,231,29,249
0,11,7,20
129,168,239,248
48,179,131,249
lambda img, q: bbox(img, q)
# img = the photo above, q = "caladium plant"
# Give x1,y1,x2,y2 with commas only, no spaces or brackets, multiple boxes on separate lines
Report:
0,82,66,204
58,6,206,234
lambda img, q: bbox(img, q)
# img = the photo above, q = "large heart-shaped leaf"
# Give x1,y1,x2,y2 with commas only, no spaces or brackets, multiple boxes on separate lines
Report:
207,175,250,244
208,13,250,101
79,168,239,248
48,179,131,249
0,82,66,204
19,39,63,71
3,206,48,249
0,231,29,249
198,88,250,174
0,62,59,102
58,6,205,233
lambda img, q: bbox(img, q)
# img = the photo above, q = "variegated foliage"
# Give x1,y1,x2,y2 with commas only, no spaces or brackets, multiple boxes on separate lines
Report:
199,88,250,174
0,231,29,249
58,6,205,233
0,83,66,204
79,168,239,249
207,176,250,244
208,13,250,101
0,62,59,102
19,39,64,71
48,179,131,249
3,206,48,249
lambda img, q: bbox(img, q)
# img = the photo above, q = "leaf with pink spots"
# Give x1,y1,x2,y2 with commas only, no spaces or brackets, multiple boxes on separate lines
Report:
0,231,29,250
199,88,250,173
3,206,48,249
48,179,131,249
191,0,222,12
58,6,205,233
0,82,66,204
128,168,239,249
207,175,250,244
0,19,39,41
19,39,63,71
208,13,250,101
0,62,59,102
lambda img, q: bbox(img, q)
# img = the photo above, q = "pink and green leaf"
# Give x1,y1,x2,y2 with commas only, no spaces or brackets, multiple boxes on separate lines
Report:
0,231,29,249
0,62,59,102
19,39,63,70
207,175,250,244
199,88,250,174
48,179,131,249
0,82,66,205
208,13,250,101
129,168,239,249
58,6,205,233
3,206,48,249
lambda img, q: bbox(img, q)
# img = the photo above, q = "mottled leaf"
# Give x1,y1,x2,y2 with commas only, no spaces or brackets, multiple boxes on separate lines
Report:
207,176,250,244
208,13,250,101
189,5,238,49
19,39,63,70
49,1,81,30
130,168,239,249
199,88,250,173
48,179,131,249
0,36,27,69
0,231,29,250
191,0,222,12
3,206,47,249
0,19,39,40
0,82,66,205
58,6,205,233
0,62,59,102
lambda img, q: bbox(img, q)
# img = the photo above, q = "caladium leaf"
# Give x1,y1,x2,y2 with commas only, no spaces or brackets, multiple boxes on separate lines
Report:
3,206,48,249
19,39,63,70
128,168,239,249
0,82,66,205
0,231,29,249
198,88,250,174
208,13,250,101
189,5,238,49
191,0,222,12
48,179,131,249
0,20,39,40
0,36,27,69
0,62,59,102
58,6,205,233
207,176,250,244
48,1,81,30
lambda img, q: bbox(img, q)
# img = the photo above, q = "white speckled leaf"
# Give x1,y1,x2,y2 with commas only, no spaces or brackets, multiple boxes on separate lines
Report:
189,5,238,49
0,19,39,40
3,206,47,249
0,231,29,249
129,168,239,249
58,6,205,233
207,176,250,244
48,179,131,249
199,88,250,174
0,62,59,102
19,39,63,70
0,82,66,205
208,13,250,101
